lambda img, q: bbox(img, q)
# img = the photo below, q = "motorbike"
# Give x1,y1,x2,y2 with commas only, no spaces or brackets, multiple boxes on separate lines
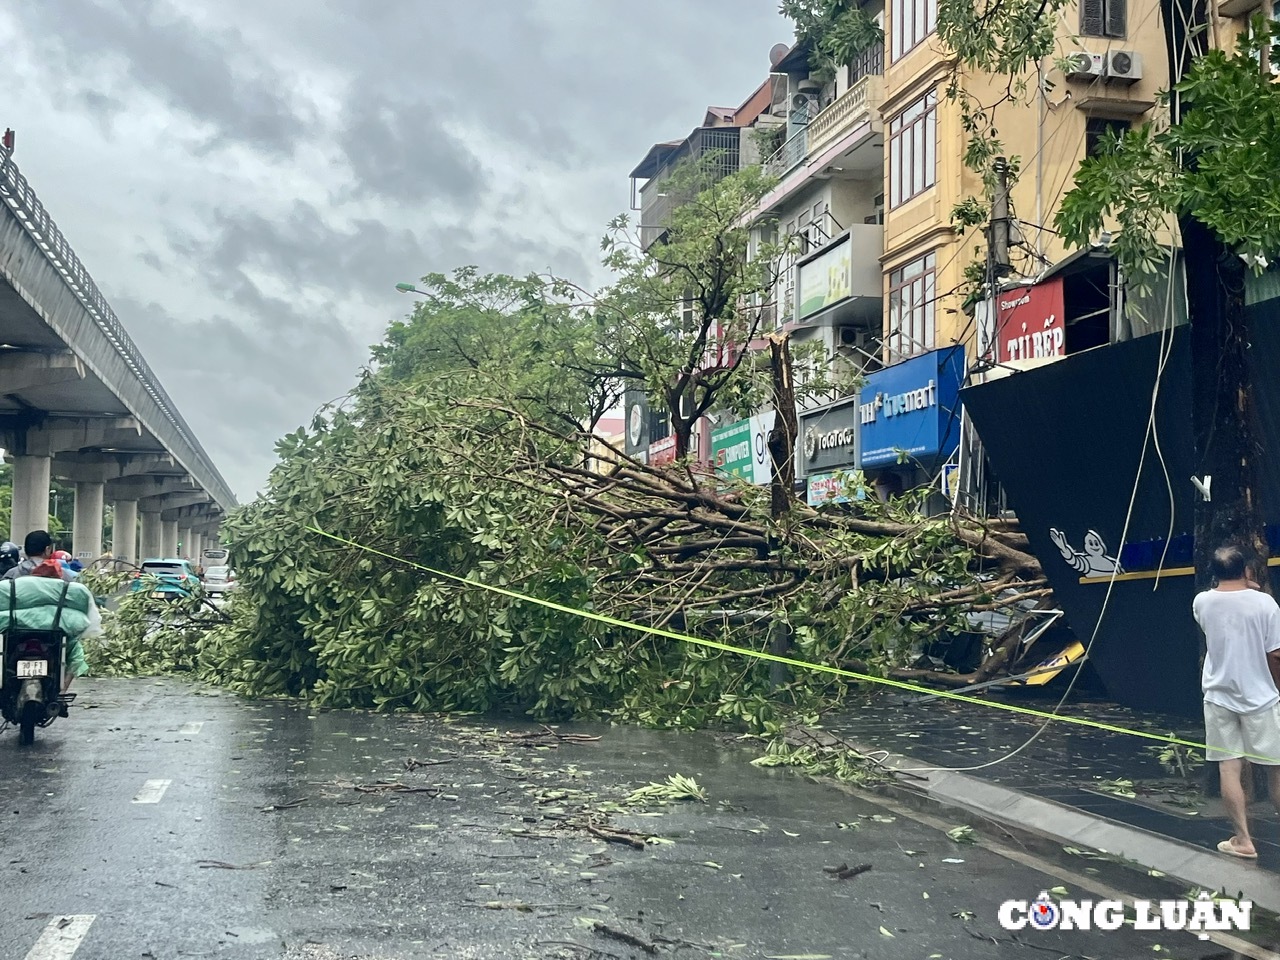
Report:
1,629,73,746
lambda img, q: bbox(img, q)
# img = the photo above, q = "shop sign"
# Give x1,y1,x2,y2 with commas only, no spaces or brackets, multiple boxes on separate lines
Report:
996,277,1065,364
797,237,852,320
711,411,776,484
859,347,965,469
649,435,677,466
807,470,867,507
798,397,860,477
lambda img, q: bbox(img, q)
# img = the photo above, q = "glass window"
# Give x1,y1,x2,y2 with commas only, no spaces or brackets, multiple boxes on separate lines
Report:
887,252,938,362
1080,0,1126,37
888,92,938,209
891,0,938,61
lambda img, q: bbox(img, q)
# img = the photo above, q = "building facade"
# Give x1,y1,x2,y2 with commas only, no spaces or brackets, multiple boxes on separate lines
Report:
628,0,1185,505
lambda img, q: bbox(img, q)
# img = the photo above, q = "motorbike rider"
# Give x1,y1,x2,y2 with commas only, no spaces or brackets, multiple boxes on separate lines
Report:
0,541,20,578
4,531,77,583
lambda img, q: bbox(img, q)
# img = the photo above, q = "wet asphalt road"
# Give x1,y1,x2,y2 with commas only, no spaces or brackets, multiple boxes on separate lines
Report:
0,679,1247,959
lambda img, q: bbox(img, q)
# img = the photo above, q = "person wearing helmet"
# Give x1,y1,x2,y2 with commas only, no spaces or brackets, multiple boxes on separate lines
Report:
4,531,77,583
0,542,20,578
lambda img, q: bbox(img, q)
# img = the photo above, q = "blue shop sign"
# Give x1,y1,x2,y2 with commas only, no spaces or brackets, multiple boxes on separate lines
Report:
859,347,965,469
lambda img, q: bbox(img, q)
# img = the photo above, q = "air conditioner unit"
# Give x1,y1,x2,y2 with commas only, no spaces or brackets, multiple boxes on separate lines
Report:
838,327,867,349
1105,50,1143,83
1065,52,1106,82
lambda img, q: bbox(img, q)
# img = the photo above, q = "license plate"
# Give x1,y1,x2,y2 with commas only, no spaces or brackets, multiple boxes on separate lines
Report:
151,591,166,599
17,660,48,678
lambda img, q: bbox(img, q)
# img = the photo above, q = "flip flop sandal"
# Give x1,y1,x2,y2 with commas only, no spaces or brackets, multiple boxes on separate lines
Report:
1217,839,1259,859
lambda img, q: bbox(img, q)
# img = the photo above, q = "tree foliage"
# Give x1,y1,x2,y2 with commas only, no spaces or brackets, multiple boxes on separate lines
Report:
780,0,885,80
1058,21,1280,285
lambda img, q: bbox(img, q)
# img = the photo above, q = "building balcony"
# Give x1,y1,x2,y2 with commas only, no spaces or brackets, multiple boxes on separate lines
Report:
763,127,808,179
635,127,743,250
808,73,885,158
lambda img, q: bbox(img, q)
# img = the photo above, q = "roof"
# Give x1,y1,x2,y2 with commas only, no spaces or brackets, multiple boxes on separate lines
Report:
773,38,813,75
704,106,736,124
629,139,685,180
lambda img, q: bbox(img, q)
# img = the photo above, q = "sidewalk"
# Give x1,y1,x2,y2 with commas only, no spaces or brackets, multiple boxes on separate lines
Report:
822,688,1280,910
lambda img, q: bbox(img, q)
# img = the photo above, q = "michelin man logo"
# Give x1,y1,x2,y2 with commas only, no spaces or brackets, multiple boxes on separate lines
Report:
1049,528,1122,577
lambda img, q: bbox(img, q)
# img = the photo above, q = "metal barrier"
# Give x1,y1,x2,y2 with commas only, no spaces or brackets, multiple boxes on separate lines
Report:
0,147,235,507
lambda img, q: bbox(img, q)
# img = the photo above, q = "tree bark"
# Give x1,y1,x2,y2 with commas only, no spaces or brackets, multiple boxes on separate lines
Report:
767,333,799,519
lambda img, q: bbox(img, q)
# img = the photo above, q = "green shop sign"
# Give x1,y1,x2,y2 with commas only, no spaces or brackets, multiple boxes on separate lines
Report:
711,418,753,480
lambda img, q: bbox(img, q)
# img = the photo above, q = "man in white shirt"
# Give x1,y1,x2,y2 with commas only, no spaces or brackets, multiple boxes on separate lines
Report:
1194,544,1280,859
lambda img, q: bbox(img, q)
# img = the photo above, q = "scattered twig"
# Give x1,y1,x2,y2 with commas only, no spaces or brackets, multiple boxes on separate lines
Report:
822,862,872,880
262,797,309,812
404,756,455,771
584,824,647,850
195,859,271,870
352,782,442,796
591,921,657,955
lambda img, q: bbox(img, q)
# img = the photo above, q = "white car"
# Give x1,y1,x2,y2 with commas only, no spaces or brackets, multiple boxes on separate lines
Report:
202,565,238,597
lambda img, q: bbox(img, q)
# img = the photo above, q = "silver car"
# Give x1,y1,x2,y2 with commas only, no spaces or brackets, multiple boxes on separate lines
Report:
202,565,237,597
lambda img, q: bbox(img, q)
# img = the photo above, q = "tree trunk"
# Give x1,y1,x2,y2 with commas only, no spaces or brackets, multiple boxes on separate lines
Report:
767,333,799,519
1183,215,1269,589
1158,0,1270,588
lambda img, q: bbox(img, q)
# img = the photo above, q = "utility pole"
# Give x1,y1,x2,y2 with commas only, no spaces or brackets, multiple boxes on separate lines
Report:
990,158,1012,280
1159,0,1269,591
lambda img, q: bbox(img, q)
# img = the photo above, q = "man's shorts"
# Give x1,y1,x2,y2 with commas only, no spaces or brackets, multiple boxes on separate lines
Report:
1204,701,1280,764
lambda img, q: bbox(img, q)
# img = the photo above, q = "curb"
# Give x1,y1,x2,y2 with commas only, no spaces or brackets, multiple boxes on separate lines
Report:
844,740,1280,916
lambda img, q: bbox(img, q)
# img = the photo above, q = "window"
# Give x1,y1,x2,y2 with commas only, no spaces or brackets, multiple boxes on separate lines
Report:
889,92,937,208
887,252,937,362
891,0,938,61
1080,0,1126,37
1085,117,1130,157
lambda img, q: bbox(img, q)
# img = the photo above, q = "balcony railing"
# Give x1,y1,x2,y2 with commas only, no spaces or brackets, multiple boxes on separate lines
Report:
763,127,808,179
808,74,885,157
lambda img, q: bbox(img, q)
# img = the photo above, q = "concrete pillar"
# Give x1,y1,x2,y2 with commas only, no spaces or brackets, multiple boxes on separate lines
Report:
72,481,105,561
9,455,51,547
161,519,179,558
139,510,163,560
178,526,191,559
111,499,138,563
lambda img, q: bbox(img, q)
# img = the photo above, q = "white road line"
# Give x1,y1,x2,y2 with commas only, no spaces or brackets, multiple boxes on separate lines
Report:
24,915,95,960
132,779,172,804
177,721,204,735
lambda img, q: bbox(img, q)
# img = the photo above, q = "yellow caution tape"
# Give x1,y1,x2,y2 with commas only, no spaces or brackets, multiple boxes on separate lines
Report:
307,525,1280,765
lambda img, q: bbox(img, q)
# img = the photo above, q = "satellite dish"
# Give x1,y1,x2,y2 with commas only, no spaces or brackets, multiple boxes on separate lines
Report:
769,43,789,67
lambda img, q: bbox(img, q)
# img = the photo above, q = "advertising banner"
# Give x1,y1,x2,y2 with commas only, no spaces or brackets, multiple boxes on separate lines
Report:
648,435,677,466
797,237,852,320
859,347,965,469
806,470,867,506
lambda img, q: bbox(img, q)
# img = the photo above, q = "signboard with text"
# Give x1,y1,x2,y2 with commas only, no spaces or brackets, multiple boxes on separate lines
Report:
859,347,964,469
648,435,677,466
711,411,776,485
996,277,1066,365
798,397,860,478
807,470,867,507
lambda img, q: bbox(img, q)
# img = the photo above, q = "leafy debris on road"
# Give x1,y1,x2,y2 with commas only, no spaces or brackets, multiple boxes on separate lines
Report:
403,756,454,770
946,825,976,844
624,773,707,806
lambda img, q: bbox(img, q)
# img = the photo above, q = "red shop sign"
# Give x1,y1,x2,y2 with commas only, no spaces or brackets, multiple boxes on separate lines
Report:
649,435,677,466
996,277,1065,364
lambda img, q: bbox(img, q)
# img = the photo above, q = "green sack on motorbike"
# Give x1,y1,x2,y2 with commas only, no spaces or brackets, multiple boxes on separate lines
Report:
0,577,99,677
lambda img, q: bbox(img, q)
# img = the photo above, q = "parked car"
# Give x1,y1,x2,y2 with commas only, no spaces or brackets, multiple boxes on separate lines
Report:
130,559,200,600
202,565,237,597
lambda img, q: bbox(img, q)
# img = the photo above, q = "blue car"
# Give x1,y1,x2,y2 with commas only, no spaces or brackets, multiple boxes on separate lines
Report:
130,558,201,600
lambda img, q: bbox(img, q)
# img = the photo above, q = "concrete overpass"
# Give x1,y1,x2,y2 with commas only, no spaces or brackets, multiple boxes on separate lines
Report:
0,147,235,562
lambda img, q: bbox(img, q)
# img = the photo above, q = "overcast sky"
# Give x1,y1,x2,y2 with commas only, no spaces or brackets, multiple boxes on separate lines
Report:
0,1,789,502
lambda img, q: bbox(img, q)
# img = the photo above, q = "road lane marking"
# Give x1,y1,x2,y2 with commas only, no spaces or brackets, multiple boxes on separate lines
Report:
132,779,172,804
24,915,95,960
178,721,204,735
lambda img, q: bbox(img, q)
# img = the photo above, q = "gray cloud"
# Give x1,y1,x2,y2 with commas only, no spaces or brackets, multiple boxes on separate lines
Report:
8,0,310,155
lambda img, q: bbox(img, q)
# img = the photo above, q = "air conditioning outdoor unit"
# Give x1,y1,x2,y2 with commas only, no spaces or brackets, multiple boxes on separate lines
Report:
1065,52,1106,81
1105,50,1143,83
838,327,867,349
